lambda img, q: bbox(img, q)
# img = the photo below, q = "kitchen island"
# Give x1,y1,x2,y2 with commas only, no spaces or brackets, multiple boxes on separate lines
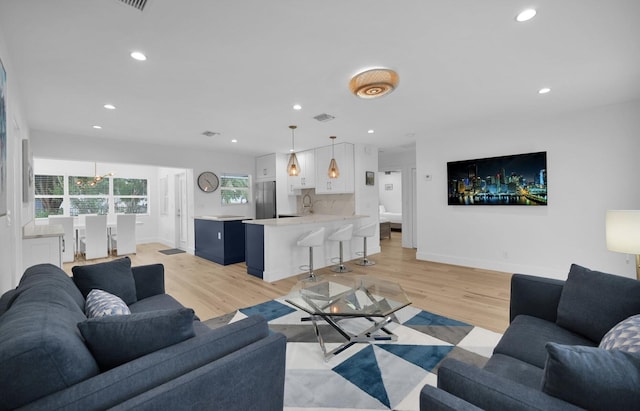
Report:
195,216,247,265
244,214,370,282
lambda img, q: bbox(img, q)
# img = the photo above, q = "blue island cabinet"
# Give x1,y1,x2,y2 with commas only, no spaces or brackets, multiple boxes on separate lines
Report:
245,224,264,278
195,219,246,265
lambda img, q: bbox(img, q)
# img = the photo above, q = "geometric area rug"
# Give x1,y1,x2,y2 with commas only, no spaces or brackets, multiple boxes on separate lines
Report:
204,298,502,411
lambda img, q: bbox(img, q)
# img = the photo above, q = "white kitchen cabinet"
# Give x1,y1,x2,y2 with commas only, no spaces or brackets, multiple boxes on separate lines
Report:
287,149,315,194
255,153,276,182
22,222,63,270
315,142,354,194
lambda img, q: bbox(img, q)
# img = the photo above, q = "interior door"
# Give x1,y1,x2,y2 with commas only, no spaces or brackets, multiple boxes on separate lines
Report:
175,173,188,249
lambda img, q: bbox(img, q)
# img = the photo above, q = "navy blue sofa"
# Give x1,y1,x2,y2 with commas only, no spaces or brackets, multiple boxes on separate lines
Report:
0,260,286,411
420,264,640,411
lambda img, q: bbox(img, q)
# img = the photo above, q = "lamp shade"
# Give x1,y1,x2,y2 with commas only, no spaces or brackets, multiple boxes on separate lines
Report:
287,152,300,177
606,210,640,254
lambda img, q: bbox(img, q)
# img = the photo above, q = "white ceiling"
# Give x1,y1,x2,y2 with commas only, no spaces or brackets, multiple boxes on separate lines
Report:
1,0,639,157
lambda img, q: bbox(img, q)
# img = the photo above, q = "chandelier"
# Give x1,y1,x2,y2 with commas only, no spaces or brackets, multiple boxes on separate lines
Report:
75,162,114,187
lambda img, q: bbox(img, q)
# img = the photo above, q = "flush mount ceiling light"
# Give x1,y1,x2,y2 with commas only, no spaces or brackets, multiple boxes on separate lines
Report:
103,104,116,110
349,68,399,99
538,87,551,94
287,125,301,177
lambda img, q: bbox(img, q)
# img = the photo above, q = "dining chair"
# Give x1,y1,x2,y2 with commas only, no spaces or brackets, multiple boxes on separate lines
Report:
111,214,137,256
48,216,75,263
80,215,108,260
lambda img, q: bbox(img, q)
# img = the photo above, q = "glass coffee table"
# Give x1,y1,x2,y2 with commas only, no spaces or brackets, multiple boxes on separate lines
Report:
285,274,411,360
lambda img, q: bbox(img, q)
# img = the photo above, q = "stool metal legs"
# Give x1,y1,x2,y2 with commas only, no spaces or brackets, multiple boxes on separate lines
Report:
331,241,352,273
307,246,317,279
355,237,376,266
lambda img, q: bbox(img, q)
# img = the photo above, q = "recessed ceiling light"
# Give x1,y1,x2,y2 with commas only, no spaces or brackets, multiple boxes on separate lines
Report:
538,87,551,94
130,51,147,61
231,139,238,143
293,104,302,111
368,129,375,134
516,8,537,22
103,104,116,110
92,125,102,129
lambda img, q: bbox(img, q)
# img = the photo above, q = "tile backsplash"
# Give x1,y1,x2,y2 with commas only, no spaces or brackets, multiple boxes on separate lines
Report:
297,189,355,216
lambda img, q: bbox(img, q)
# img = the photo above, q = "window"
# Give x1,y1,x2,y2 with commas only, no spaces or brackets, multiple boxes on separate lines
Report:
113,178,148,214
33,173,150,218
34,175,64,218
68,176,109,215
220,174,250,205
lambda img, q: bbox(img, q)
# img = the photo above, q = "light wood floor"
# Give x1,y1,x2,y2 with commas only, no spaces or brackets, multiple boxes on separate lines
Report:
64,232,512,333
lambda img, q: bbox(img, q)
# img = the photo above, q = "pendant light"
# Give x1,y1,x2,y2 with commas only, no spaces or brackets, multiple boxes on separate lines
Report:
328,136,340,179
287,125,301,177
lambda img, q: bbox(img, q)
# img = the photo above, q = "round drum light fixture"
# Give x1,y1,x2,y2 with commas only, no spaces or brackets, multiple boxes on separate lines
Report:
349,68,399,99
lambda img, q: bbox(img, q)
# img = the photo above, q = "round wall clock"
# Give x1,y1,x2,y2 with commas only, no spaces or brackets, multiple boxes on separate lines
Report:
197,171,219,193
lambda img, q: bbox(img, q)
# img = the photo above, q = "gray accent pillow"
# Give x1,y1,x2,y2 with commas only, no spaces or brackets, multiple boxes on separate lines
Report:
600,314,640,353
78,308,195,370
556,264,640,342
85,289,131,318
72,257,138,305
541,343,640,410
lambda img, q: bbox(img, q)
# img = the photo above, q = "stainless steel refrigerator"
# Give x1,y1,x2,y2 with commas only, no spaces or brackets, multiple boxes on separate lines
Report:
255,181,276,219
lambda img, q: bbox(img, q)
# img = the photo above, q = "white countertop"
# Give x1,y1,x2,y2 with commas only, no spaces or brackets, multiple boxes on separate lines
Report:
23,221,64,239
195,215,247,222
243,214,367,226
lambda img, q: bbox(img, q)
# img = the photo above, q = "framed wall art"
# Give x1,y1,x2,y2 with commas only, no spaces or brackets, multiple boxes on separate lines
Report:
22,139,33,203
0,58,7,216
365,171,375,186
447,151,547,206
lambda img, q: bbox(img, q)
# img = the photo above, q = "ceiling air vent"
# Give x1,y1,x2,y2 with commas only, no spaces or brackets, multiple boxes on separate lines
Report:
201,131,220,137
313,113,335,122
116,0,148,11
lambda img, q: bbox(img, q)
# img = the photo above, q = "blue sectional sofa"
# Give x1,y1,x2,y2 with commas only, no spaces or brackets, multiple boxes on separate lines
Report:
0,258,286,411
420,264,640,410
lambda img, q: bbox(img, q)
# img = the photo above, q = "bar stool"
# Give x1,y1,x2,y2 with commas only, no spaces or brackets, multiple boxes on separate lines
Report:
354,222,377,266
297,227,326,279
328,224,354,273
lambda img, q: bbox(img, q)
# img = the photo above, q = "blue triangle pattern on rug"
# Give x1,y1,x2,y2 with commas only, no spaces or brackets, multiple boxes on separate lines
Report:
239,300,296,322
378,344,455,372
332,345,391,408
404,309,470,327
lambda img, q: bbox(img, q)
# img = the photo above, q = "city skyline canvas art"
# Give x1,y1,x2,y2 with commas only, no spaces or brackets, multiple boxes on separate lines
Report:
447,151,547,206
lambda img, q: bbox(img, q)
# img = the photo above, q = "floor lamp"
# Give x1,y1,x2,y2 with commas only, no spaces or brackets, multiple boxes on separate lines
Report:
606,210,640,280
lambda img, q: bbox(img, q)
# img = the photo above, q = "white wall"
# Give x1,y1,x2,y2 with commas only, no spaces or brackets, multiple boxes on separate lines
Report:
354,144,380,255
378,171,402,213
416,100,640,280
0,34,32,294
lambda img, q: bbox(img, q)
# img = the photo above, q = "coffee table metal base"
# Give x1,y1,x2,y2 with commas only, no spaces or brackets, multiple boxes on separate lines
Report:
302,314,398,361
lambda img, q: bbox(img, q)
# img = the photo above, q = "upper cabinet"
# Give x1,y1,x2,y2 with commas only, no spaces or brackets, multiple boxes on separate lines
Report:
287,149,315,193
255,153,276,182
315,142,354,194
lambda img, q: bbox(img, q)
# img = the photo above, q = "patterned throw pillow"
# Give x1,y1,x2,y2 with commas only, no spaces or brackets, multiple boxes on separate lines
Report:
599,314,640,353
85,289,131,318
